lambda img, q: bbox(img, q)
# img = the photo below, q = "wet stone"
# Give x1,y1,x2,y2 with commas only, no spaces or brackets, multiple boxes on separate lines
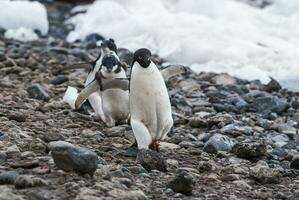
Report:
290,155,299,169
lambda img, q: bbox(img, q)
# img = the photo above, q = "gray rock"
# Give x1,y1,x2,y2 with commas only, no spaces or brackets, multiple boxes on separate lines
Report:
27,84,50,101
50,141,99,175
14,175,47,189
0,171,18,184
212,73,236,85
136,149,167,172
49,47,68,55
50,75,68,85
252,96,289,115
232,142,267,159
167,171,195,195
271,134,289,147
8,112,26,122
118,48,134,67
108,189,148,200
290,155,299,169
276,124,297,139
250,162,281,184
292,100,299,109
203,134,234,154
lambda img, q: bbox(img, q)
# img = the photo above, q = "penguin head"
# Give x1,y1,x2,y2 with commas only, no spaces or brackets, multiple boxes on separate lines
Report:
101,54,121,73
100,38,117,53
133,48,151,68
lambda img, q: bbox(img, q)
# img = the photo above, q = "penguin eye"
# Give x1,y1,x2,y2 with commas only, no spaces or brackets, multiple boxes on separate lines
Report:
138,56,142,60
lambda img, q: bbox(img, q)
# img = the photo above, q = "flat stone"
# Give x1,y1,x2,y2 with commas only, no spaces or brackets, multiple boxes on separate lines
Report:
27,84,50,101
50,75,68,85
232,142,267,159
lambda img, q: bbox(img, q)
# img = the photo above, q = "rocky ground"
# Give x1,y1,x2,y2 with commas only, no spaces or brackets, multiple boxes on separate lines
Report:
1,1,299,200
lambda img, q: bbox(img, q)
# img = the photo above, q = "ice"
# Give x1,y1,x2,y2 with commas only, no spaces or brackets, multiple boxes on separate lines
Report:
4,27,38,42
0,0,49,37
67,0,299,90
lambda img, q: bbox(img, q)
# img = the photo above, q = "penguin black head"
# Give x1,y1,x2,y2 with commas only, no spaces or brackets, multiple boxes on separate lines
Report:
101,54,121,73
101,38,117,53
133,48,152,68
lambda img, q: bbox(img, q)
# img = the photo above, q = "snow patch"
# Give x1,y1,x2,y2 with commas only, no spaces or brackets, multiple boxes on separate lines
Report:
0,0,49,36
67,0,299,90
5,27,38,42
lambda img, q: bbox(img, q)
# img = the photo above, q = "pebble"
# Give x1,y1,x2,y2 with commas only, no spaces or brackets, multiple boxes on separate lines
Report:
167,171,195,195
14,175,47,189
50,141,99,176
136,149,167,172
203,133,234,154
27,84,50,101
252,96,289,115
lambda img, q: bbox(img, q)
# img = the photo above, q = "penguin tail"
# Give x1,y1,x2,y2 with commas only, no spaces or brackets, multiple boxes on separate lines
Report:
63,86,79,109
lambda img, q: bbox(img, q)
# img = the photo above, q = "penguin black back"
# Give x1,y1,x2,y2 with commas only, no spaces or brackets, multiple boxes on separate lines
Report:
133,48,151,68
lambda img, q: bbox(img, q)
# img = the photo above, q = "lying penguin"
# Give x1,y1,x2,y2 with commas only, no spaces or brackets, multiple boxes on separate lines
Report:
76,48,186,151
63,39,130,127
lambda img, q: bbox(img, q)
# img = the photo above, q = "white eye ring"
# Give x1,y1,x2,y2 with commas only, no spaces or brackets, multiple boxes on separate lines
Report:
138,56,142,60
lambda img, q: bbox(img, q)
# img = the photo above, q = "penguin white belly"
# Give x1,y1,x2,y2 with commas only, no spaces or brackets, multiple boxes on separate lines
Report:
101,89,129,127
130,63,173,149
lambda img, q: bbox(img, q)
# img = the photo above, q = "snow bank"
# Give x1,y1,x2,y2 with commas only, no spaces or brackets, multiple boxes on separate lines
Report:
0,0,49,38
5,27,39,42
67,0,299,90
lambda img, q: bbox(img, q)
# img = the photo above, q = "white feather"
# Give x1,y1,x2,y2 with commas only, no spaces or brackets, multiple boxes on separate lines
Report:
63,86,79,109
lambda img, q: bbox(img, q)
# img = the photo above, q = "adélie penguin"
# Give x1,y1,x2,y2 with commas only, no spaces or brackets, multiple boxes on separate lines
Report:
63,39,129,127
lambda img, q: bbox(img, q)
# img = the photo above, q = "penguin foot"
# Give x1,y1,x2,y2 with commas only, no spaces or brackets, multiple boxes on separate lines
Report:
149,140,160,152
136,149,167,172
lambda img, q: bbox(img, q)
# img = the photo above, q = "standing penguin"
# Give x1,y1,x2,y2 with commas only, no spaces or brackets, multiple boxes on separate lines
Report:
130,48,173,151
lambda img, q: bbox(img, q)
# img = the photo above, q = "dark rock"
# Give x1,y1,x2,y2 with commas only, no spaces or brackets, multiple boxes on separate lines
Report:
69,49,90,61
167,171,195,195
203,134,234,154
290,155,299,169
0,171,18,184
251,96,289,115
10,160,39,169
8,112,26,122
232,142,267,159
27,84,50,101
50,75,68,85
84,33,104,43
123,146,138,157
50,141,99,175
0,132,6,141
264,77,282,92
136,149,167,172
270,147,289,159
213,103,237,113
14,175,47,189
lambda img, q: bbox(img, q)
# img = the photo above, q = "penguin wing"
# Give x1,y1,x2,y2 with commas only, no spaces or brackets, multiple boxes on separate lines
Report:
75,80,101,108
160,65,186,81
101,79,129,91
75,79,129,108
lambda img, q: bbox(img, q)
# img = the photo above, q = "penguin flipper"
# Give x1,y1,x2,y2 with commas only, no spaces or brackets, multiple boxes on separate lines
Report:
75,80,101,108
161,65,186,81
63,86,79,109
101,79,129,91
